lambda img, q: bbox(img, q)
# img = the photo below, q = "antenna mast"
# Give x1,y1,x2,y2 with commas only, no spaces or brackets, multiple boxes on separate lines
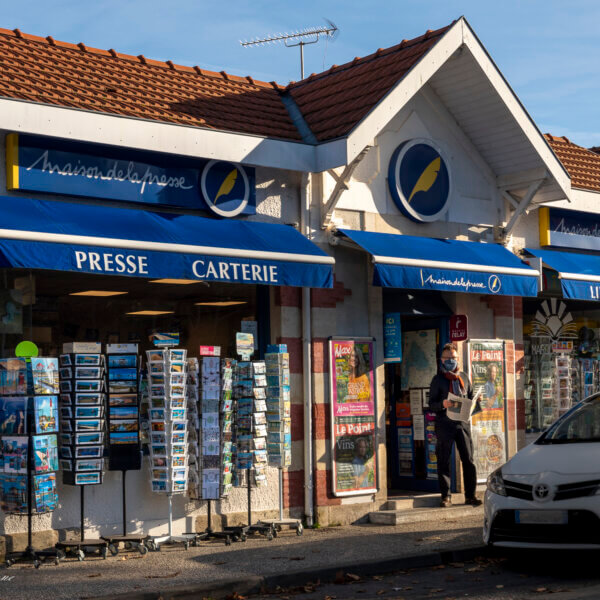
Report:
241,19,338,80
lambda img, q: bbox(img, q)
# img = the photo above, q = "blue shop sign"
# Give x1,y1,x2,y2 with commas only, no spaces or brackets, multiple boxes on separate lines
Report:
540,206,600,251
388,139,451,223
383,313,402,363
6,133,255,217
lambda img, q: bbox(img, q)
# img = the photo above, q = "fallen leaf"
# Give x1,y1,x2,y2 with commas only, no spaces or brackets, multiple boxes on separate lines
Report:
214,561,228,565
430,590,444,594
303,586,315,593
496,585,504,589
377,591,385,595
372,575,384,580
289,556,306,561
533,588,548,594
431,565,445,570
464,566,484,573
87,573,101,578
145,571,181,579
449,562,464,568
324,596,336,600
346,573,361,581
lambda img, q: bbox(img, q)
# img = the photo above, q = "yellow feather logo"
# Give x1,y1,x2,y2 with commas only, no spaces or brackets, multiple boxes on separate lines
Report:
214,168,238,204
408,157,441,203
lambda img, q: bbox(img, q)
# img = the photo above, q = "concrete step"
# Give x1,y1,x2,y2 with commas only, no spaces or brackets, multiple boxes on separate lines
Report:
368,504,483,526
385,493,466,510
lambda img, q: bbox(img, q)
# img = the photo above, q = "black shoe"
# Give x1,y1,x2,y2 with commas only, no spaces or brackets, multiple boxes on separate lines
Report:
464,497,482,507
440,496,452,508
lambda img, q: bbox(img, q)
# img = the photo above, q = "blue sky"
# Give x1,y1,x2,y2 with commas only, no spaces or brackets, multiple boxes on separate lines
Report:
3,0,599,146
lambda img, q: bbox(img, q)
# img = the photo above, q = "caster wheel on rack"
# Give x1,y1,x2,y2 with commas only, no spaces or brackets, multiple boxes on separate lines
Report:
5,559,13,568
266,533,273,541
57,549,66,560
138,544,148,556
77,549,85,562
225,537,232,546
296,524,303,536
240,534,247,542
54,557,60,566
183,542,189,551
34,560,41,569
101,546,108,559
232,535,239,542
272,528,278,538
108,544,118,556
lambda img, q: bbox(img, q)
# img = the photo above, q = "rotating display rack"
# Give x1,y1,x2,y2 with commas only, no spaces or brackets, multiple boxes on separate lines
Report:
1,351,63,568
57,346,108,559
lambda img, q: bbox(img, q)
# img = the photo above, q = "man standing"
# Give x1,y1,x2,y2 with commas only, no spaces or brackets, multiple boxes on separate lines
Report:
429,342,481,508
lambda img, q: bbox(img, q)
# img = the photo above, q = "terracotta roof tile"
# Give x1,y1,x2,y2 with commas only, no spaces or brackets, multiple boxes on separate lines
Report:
286,22,453,141
0,28,302,140
545,134,600,192
0,22,457,144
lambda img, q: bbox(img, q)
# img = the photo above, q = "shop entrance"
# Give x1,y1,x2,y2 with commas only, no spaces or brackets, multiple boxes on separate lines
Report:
383,290,455,493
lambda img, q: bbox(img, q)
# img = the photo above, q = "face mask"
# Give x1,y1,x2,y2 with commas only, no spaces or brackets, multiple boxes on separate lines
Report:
442,358,458,371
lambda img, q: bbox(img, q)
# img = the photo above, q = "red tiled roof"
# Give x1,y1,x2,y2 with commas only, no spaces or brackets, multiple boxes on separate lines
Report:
0,23,455,145
545,134,600,192
0,28,302,141
286,23,454,141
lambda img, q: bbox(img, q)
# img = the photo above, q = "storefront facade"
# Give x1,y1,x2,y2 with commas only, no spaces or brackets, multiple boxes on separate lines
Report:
0,16,588,548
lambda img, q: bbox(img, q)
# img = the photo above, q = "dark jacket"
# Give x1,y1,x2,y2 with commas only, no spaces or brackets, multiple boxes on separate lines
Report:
429,371,473,427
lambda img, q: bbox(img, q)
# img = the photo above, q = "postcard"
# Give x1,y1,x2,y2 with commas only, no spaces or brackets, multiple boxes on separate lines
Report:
75,392,104,405
151,444,167,456
0,397,28,435
108,368,137,382
109,381,135,394
0,473,27,513
170,408,186,421
171,443,186,456
109,431,138,445
0,359,27,396
170,385,185,398
33,472,58,512
108,394,137,407
75,458,103,472
152,468,168,481
150,397,165,409
75,472,101,485
152,456,168,468
75,380,103,393
150,385,165,397
75,406,103,419
151,480,167,492
170,374,186,386
150,432,166,444
33,434,59,472
171,420,187,432
170,361,186,374
109,420,138,432
59,354,72,367
60,381,72,393
60,393,72,406
172,455,187,468
34,396,59,434
110,406,138,420
149,408,165,421
75,419,102,432
108,355,137,368
31,358,59,394
169,349,186,362
60,459,72,471
61,446,72,459
172,479,187,493
149,362,164,374
75,366,102,379
2,436,28,473
75,445,103,458
60,367,72,379
151,421,165,432
147,350,165,362
61,420,72,432
60,433,72,445
170,397,185,409
76,432,103,445
74,354,101,366
171,432,187,444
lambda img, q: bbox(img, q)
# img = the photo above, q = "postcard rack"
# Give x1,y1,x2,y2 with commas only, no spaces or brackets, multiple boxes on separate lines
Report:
101,345,147,555
2,351,62,568
56,350,108,559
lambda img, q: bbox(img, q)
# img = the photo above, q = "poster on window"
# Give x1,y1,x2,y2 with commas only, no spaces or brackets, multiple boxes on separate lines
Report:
329,338,377,496
468,340,507,482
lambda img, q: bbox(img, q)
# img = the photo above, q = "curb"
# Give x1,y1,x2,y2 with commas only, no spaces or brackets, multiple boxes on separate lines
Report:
91,545,489,600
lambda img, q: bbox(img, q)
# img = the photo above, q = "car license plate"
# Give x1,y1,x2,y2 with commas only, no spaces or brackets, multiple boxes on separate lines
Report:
515,510,568,525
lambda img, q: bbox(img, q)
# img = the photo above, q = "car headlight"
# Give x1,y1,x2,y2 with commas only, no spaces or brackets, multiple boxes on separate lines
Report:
487,467,507,496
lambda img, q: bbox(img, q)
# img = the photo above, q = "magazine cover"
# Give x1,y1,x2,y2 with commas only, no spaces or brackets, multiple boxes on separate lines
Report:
31,358,59,394
34,396,59,434
0,358,27,396
0,397,27,434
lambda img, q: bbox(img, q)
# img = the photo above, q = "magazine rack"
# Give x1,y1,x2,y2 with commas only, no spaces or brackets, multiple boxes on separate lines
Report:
56,349,108,560
3,349,62,568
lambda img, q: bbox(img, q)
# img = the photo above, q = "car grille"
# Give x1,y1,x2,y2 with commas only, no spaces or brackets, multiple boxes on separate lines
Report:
503,479,533,501
490,510,600,545
554,479,600,501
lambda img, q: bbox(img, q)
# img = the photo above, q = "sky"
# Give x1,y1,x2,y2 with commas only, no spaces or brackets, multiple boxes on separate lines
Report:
2,0,599,147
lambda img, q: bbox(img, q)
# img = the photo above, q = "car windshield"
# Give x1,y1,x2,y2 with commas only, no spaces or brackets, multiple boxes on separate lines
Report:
539,396,600,444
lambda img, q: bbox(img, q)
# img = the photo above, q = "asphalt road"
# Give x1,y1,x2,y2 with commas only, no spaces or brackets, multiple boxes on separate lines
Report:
253,549,600,600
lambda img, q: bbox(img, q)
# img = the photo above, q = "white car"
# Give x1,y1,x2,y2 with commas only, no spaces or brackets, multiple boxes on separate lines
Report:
484,394,600,549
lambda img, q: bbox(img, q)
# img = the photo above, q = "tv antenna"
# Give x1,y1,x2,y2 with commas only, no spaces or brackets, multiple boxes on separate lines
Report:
241,19,339,80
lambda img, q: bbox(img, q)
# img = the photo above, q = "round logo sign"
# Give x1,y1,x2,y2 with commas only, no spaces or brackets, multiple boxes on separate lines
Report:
488,275,502,294
388,139,451,222
201,160,249,218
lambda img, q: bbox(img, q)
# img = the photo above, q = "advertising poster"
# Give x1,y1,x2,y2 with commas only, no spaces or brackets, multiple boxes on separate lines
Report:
400,329,437,390
329,339,377,496
469,340,507,481
383,313,402,363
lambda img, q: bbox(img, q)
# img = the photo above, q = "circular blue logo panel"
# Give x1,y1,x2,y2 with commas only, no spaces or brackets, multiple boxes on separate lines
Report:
388,139,451,222
201,160,249,218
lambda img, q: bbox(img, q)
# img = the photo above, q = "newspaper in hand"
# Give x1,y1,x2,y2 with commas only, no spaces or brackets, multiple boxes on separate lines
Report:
446,388,483,422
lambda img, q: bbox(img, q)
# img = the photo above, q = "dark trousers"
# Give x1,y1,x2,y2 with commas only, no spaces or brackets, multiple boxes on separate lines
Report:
435,422,477,499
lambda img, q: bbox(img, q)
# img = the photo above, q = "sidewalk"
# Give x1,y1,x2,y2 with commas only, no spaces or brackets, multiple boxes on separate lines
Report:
2,507,484,600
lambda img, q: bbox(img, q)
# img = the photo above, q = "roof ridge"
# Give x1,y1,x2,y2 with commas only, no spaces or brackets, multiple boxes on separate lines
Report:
286,21,455,90
0,26,284,90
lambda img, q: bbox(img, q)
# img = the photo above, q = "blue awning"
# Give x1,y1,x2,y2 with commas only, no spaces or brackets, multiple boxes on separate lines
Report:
340,229,539,297
0,196,334,288
526,248,600,301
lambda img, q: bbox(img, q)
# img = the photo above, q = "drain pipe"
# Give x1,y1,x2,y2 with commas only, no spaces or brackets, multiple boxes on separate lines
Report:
300,172,314,527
